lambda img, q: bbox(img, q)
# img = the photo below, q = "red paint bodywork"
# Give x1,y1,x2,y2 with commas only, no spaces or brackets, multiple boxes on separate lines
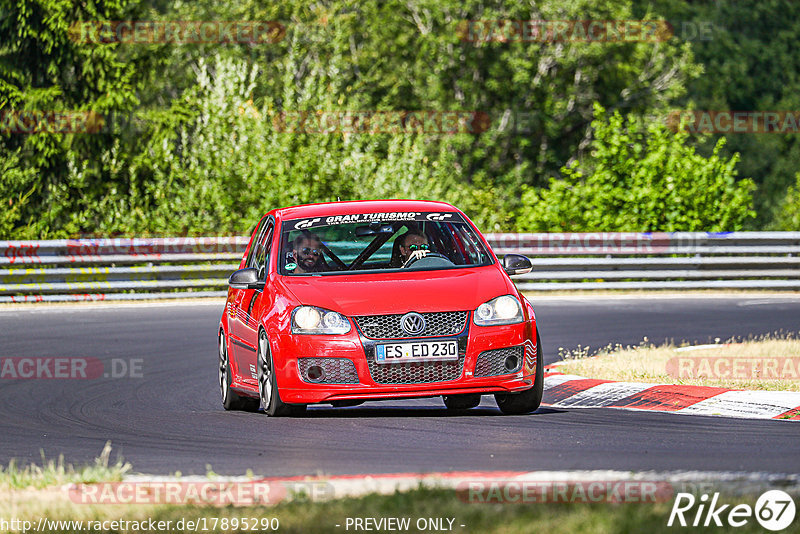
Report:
219,200,538,405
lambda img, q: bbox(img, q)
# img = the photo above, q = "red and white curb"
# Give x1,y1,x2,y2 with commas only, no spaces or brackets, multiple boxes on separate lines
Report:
543,370,800,421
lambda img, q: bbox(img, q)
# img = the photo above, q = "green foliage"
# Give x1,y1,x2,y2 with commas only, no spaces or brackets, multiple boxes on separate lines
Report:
3,0,791,237
87,54,510,235
0,0,140,237
646,0,800,226
772,173,800,230
517,104,755,232
0,442,129,489
0,148,37,237
1,0,707,237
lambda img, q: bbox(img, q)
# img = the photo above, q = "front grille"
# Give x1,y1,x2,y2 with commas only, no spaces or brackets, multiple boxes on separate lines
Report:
366,353,466,384
474,346,524,377
355,311,468,339
297,358,359,384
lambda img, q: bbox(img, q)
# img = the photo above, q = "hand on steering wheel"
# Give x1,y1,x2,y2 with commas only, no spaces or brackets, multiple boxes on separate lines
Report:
402,250,428,267
403,251,450,268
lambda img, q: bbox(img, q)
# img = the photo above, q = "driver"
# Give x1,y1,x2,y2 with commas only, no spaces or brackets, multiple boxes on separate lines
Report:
398,231,430,266
290,232,329,273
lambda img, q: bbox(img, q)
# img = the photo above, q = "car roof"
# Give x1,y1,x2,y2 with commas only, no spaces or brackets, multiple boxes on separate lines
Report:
271,199,460,220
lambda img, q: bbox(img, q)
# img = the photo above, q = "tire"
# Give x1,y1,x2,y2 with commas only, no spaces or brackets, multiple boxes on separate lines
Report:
218,332,259,411
494,330,544,415
442,394,481,410
258,330,306,417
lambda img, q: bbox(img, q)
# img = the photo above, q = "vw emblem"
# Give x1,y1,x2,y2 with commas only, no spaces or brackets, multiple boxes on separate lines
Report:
400,312,426,336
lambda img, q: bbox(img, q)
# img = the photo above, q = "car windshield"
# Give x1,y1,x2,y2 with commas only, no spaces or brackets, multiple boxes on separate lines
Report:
279,212,493,275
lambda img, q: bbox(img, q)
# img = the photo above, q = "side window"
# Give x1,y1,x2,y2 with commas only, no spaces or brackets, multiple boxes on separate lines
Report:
251,221,274,280
244,217,268,267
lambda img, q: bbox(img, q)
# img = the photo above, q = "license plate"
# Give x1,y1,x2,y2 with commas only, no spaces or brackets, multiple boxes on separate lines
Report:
375,341,459,364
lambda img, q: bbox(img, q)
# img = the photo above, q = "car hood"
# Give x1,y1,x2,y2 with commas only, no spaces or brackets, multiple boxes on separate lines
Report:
279,266,514,316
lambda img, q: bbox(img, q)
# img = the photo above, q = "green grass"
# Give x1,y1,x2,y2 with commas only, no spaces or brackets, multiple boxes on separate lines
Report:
1,486,785,534
554,333,800,392
0,444,793,533
0,442,130,490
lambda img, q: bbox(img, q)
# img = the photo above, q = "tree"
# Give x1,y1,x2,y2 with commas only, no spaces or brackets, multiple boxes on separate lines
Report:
0,0,140,238
646,0,800,226
517,104,755,232
773,173,800,230
0,0,709,236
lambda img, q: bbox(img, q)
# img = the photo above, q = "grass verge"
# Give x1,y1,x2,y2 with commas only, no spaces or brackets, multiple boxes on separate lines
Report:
1,450,795,533
554,334,800,391
0,485,787,534
0,442,130,490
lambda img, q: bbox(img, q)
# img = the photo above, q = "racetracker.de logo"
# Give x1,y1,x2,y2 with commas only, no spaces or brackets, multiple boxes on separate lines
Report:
666,356,800,381
68,21,285,44
67,480,332,506
457,480,674,504
0,111,106,134
458,20,673,43
271,110,491,134
485,232,712,256
69,482,284,506
667,111,800,134
0,358,142,380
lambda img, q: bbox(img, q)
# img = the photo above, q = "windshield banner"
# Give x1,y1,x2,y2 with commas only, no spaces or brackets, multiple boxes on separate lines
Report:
290,212,463,230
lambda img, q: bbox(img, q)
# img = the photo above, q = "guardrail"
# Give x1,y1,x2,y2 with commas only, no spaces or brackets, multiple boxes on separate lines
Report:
492,232,800,291
1,232,799,302
0,237,245,302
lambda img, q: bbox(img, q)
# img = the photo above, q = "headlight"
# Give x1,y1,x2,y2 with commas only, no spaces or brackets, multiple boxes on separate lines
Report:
291,306,351,334
473,295,523,326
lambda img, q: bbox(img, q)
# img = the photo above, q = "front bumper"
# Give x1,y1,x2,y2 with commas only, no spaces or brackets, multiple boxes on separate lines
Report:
273,320,537,404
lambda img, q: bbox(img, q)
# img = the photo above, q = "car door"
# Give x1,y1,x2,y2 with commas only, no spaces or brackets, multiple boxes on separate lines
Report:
229,217,268,377
231,218,275,384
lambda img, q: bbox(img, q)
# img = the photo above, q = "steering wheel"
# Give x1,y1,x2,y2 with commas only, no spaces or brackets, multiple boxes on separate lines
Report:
403,252,452,268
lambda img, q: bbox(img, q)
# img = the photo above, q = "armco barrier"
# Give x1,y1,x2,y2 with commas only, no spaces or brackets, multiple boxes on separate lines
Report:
0,237,246,303
499,231,800,291
1,232,799,302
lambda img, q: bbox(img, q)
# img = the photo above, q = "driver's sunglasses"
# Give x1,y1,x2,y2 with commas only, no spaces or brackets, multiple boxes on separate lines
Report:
301,247,322,256
409,244,429,252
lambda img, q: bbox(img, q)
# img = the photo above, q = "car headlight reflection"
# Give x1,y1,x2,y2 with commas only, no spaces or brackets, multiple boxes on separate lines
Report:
291,306,351,334
473,295,523,326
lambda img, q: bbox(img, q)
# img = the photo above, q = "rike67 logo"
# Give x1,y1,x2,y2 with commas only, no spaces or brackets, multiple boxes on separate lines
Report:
668,490,796,531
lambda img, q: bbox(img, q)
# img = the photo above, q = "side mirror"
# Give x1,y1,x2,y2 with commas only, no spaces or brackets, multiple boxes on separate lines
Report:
228,267,264,290
503,254,532,276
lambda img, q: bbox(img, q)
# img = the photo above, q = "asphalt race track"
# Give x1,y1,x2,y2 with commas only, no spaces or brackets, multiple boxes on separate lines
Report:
0,296,799,476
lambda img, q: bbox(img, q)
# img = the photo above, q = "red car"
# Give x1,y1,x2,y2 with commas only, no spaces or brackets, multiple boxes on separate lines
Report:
218,200,542,416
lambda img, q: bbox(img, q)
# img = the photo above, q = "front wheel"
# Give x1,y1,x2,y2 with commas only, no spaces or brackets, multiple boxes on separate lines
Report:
258,331,306,417
494,330,544,415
